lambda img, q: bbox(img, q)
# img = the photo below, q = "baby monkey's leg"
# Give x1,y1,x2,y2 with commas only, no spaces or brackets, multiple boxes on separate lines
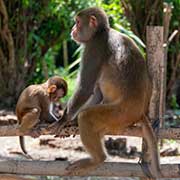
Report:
19,108,41,137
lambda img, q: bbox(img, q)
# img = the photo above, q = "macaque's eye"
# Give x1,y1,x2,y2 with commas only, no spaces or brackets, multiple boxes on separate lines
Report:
76,19,80,28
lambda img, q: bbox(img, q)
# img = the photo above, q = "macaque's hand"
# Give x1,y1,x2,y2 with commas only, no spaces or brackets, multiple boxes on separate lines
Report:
47,108,69,134
47,110,79,138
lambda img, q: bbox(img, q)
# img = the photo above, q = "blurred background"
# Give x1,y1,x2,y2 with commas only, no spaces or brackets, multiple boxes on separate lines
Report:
0,0,179,112
0,1,180,180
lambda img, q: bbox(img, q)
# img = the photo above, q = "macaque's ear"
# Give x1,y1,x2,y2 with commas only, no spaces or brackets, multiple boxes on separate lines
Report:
89,16,98,28
47,85,57,93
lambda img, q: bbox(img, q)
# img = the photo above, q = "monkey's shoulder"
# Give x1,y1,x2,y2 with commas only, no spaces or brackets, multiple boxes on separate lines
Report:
107,29,145,66
16,85,48,111
108,29,142,53
23,85,47,98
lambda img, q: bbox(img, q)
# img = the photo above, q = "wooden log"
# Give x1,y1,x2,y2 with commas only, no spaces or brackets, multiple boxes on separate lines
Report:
0,174,33,180
0,124,180,140
0,160,179,178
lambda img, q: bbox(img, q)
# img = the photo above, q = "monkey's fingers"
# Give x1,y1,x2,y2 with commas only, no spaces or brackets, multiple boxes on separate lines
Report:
46,121,59,133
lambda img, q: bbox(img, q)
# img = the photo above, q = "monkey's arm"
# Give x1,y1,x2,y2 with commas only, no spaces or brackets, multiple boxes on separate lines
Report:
82,85,103,109
67,52,104,120
68,85,103,122
48,86,103,137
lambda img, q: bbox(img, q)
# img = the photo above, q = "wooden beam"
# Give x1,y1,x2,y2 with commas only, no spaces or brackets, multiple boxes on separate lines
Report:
0,160,179,178
0,174,33,180
0,125,180,140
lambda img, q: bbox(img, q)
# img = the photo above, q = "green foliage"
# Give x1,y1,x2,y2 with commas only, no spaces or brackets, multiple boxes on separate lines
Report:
114,24,146,49
19,0,131,87
170,95,180,109
164,0,180,104
23,0,98,84
164,0,180,31
99,0,130,28
5,0,137,103
48,0,142,100
53,67,77,102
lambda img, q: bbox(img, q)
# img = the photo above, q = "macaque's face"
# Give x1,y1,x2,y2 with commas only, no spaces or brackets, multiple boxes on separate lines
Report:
49,87,65,102
71,15,97,43
71,16,81,41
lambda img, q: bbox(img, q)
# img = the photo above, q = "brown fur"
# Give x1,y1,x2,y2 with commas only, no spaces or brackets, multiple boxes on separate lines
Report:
58,7,161,178
16,76,67,156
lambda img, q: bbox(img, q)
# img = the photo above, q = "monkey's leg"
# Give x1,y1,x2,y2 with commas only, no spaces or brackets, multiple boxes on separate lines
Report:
19,108,41,137
66,113,106,176
65,104,132,176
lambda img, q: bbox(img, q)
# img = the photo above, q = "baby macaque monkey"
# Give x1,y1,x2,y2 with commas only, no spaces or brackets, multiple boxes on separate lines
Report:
16,76,67,156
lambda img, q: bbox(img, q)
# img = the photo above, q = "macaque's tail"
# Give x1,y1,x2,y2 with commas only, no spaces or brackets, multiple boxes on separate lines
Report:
19,136,27,154
19,136,33,159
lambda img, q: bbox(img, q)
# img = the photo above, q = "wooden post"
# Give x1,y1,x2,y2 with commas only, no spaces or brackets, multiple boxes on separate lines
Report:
140,26,164,180
147,26,164,125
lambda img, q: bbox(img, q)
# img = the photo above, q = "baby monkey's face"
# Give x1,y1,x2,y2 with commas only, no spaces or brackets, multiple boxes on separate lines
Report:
49,87,65,102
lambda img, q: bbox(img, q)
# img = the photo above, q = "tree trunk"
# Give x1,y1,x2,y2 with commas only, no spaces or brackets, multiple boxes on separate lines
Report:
0,0,63,108
0,0,18,107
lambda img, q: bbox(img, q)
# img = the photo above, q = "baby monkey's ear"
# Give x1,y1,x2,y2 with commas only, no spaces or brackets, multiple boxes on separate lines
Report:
47,85,57,93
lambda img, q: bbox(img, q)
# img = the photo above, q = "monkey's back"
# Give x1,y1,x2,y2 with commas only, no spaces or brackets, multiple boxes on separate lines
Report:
100,29,152,114
16,85,49,122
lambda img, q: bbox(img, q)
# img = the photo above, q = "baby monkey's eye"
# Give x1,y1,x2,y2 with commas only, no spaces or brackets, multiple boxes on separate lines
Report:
75,18,81,28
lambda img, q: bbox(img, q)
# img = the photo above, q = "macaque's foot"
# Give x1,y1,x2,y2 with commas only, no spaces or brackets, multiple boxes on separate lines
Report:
65,158,100,176
29,128,41,138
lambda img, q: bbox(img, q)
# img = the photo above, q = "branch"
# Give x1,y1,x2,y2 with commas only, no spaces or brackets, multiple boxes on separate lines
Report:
163,2,173,42
143,0,160,34
164,30,179,47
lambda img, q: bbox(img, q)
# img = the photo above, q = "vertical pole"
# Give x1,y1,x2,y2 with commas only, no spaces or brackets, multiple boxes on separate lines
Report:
141,26,164,180
146,26,164,128
161,2,172,128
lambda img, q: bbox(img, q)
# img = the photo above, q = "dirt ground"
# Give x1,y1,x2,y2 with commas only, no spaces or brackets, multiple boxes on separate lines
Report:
1,135,180,180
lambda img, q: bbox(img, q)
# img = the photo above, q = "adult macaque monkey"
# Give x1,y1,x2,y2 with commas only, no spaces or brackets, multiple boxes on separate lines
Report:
52,7,161,177
16,76,67,156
